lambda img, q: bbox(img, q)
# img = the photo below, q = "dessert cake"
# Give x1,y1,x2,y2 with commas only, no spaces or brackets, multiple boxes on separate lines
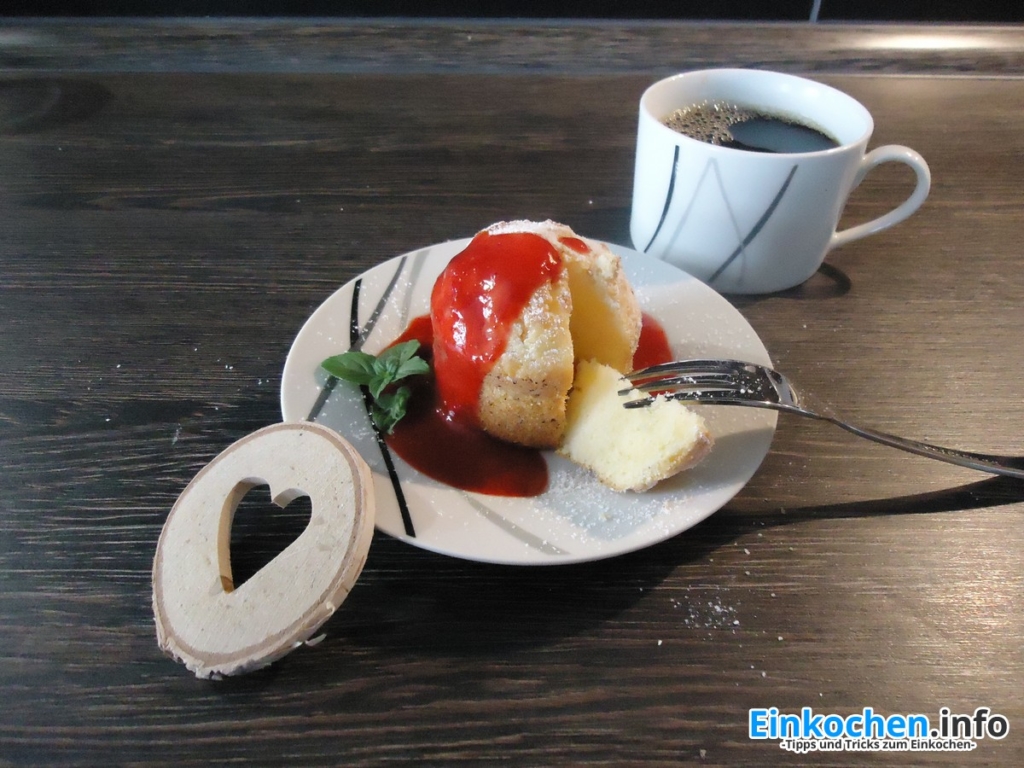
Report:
429,219,712,491
431,219,641,448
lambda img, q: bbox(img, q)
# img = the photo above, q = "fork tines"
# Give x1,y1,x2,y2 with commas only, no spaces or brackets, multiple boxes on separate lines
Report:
624,359,756,393
619,359,767,409
627,359,757,381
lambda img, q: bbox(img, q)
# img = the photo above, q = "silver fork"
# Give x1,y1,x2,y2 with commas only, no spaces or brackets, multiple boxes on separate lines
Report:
623,359,1024,480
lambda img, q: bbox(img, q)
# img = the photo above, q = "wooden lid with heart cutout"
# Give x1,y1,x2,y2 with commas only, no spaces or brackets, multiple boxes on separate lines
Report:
152,422,374,678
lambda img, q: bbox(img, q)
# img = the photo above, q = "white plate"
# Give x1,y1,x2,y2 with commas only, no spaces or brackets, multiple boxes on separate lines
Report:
281,239,776,565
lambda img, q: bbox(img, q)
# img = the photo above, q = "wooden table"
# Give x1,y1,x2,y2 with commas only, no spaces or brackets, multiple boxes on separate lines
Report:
3,18,1024,766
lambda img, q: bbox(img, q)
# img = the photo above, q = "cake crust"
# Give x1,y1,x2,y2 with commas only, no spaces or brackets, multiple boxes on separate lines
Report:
473,220,642,448
477,276,574,447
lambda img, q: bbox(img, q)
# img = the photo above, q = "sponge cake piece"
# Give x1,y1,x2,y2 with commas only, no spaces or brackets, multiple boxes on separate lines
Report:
558,359,713,492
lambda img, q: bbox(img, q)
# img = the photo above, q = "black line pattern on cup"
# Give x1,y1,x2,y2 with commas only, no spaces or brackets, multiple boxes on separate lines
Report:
643,152,800,288
659,158,731,260
642,145,680,254
707,164,799,284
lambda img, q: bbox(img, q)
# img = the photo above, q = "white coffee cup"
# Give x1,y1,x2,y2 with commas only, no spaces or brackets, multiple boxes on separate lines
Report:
629,69,931,294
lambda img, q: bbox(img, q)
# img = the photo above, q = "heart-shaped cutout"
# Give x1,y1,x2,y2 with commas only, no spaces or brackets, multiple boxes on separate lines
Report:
226,484,313,592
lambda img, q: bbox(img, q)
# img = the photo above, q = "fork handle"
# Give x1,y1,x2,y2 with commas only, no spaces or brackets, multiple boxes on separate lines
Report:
811,411,1024,480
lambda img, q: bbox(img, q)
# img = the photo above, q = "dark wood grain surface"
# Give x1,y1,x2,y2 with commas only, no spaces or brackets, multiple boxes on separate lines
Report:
2,20,1024,767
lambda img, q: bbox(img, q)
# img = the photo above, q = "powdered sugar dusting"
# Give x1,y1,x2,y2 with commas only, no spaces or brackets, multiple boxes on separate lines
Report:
518,455,705,545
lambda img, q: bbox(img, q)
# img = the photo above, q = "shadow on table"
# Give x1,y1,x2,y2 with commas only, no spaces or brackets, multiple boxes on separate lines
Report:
650,474,1024,598
204,475,1024,692
328,534,685,644
718,474,1024,531
205,534,689,691
725,262,853,307
342,476,1024,639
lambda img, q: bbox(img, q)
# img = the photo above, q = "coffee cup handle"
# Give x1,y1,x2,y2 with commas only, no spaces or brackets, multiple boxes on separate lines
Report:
830,145,931,251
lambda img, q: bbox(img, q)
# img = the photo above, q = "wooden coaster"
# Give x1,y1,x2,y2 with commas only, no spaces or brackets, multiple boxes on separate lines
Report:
152,422,374,678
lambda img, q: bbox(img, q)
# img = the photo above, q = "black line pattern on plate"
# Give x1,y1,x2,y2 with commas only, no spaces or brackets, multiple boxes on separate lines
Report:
462,496,569,556
305,372,338,424
397,247,431,329
349,265,417,538
304,253,406,424
306,257,417,538
354,254,410,351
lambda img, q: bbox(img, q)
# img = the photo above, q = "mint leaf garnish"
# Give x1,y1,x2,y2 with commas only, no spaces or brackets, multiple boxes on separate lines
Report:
373,386,413,434
320,340,430,433
321,350,377,385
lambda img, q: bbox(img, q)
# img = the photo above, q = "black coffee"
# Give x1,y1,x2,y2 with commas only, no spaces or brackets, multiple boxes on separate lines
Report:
664,101,839,153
